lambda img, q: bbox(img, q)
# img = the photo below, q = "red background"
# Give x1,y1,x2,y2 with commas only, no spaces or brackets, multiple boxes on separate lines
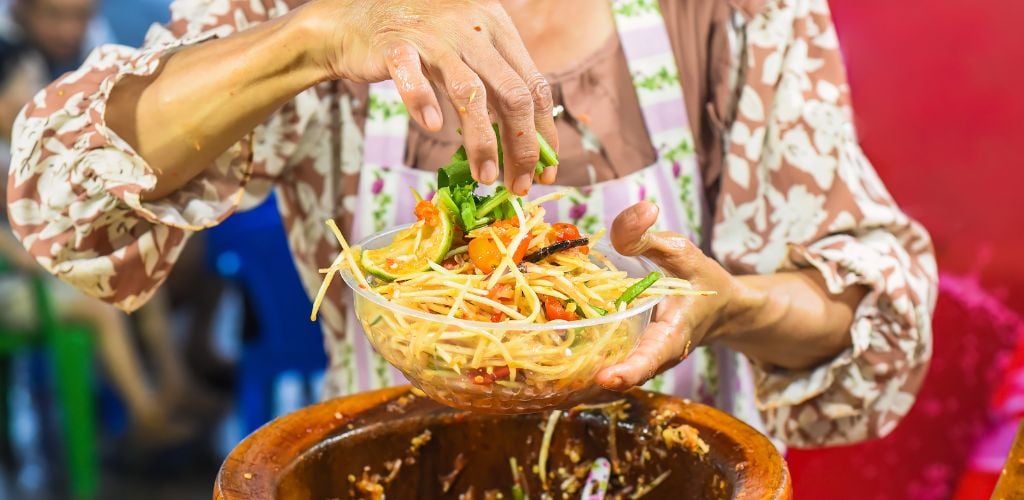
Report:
831,0,1024,304
787,1,1024,498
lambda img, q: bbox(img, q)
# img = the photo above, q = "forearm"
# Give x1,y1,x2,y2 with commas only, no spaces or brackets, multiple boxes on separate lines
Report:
719,270,867,371
105,5,326,200
0,225,36,269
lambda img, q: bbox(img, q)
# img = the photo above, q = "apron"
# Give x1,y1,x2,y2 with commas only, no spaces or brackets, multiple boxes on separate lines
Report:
336,0,768,437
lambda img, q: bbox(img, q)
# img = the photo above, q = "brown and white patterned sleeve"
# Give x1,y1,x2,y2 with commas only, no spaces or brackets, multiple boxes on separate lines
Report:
715,0,938,447
5,0,309,312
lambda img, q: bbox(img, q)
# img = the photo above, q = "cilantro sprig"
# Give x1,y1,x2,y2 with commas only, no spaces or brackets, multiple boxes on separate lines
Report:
436,127,558,232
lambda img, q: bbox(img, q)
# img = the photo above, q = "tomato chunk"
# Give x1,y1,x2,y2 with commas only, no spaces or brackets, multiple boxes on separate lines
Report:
414,200,441,227
548,223,589,254
467,365,511,385
467,220,530,273
543,296,578,321
468,236,502,273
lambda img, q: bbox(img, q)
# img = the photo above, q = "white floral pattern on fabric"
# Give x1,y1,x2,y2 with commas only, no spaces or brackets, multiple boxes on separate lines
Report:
5,0,936,448
717,0,937,447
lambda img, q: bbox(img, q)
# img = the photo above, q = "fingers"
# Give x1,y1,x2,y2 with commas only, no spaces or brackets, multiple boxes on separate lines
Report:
610,201,660,255
610,201,706,279
379,5,559,191
385,42,443,131
430,52,500,184
485,9,559,186
596,321,688,391
461,45,539,195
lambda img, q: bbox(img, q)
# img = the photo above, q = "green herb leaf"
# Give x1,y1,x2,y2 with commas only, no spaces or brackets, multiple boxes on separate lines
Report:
438,160,474,189
452,145,467,162
436,187,459,215
460,201,477,230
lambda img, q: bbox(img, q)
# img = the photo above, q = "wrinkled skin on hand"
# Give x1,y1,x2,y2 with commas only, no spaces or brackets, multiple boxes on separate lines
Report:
596,202,754,391
308,0,559,194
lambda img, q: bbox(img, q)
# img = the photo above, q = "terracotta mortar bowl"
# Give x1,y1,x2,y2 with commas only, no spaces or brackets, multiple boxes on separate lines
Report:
215,386,790,499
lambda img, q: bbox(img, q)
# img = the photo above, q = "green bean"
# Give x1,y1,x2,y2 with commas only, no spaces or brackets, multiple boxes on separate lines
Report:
537,131,559,166
475,187,511,218
614,272,662,307
568,300,607,317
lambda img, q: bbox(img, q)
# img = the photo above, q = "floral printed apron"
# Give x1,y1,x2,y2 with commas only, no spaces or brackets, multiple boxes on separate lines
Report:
341,0,768,438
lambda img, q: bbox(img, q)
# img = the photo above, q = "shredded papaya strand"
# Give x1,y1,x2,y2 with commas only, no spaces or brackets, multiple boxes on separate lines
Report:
314,192,716,400
312,219,368,321
310,253,346,321
526,190,568,209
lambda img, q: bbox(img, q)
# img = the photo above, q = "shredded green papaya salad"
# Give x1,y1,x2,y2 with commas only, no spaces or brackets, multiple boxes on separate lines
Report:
311,128,713,403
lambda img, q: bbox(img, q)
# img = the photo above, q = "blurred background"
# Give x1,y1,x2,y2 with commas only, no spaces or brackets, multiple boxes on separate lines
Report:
0,0,1022,499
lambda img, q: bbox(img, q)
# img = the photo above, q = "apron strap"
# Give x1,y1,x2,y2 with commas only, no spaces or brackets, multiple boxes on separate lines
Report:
610,0,695,162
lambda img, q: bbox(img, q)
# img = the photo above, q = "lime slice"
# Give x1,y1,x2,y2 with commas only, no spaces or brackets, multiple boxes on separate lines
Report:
361,205,453,281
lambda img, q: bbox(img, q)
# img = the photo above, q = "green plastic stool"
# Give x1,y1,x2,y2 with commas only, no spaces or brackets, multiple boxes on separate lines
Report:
0,258,98,499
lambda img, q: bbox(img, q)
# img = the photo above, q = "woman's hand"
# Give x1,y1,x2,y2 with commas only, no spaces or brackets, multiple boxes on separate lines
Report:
595,202,864,391
307,0,559,194
595,202,762,391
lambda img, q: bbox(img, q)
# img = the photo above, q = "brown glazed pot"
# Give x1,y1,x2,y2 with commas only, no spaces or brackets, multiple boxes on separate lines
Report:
215,386,791,499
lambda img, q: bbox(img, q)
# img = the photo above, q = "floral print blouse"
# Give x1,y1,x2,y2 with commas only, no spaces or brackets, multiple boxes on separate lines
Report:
5,0,937,448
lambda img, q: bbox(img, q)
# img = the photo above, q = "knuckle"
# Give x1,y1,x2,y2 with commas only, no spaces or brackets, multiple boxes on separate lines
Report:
398,79,432,100
384,43,415,67
510,145,539,167
496,80,533,111
468,132,498,156
526,73,553,105
450,77,484,102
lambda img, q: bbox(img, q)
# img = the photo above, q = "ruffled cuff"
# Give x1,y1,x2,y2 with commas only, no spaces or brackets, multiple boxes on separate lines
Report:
82,36,253,231
752,234,931,445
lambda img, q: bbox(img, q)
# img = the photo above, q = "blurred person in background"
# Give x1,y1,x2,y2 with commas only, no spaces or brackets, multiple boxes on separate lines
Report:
0,41,195,448
0,0,113,78
2,0,231,422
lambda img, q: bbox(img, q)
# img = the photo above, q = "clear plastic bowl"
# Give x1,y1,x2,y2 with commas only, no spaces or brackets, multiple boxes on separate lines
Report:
341,225,665,414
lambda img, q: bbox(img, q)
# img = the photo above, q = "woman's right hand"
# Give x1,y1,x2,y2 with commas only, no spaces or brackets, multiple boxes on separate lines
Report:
303,0,558,195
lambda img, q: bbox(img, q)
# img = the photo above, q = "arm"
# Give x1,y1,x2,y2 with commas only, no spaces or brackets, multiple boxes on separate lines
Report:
598,0,937,447
596,203,863,382
8,0,558,310
0,226,39,271
726,270,867,370
1,171,36,271
107,0,558,201
5,1,307,310
106,10,323,200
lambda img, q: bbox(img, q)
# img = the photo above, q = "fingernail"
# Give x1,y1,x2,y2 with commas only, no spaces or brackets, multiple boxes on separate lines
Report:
541,165,558,184
421,106,442,130
481,160,498,184
512,172,532,195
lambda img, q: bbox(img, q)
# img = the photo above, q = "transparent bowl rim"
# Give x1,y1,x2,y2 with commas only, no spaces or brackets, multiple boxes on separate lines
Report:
339,224,666,331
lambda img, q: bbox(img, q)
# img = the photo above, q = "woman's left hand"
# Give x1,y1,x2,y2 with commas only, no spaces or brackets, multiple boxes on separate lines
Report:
595,202,762,391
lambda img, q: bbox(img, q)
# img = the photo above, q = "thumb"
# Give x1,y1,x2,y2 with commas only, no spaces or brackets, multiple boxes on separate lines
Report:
609,201,658,255
610,202,704,279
